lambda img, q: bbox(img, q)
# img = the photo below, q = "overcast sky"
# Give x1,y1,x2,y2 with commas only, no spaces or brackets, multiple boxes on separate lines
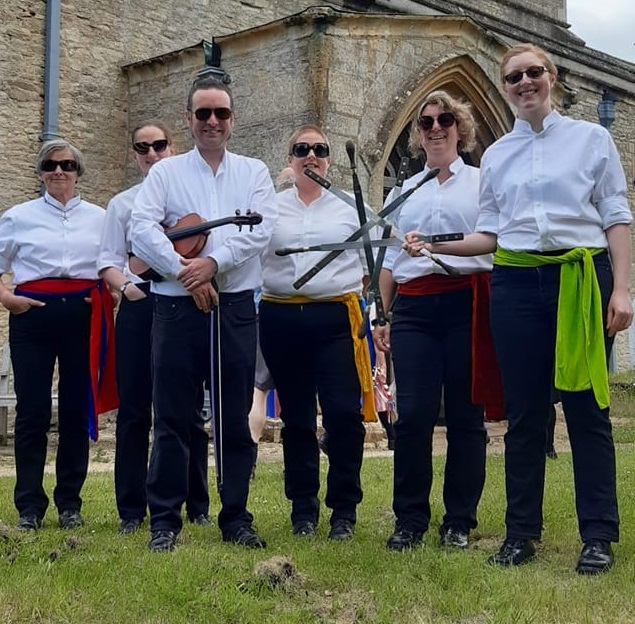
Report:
567,0,635,63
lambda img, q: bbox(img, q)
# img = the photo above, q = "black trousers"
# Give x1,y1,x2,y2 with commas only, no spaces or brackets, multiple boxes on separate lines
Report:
260,300,365,526
114,283,209,522
390,288,487,534
490,252,618,542
10,296,91,517
147,291,256,534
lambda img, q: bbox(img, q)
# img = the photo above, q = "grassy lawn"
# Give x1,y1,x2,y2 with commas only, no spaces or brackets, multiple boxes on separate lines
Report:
1,384,635,624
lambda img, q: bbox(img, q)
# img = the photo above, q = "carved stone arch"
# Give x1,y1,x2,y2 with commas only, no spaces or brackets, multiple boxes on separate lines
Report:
374,55,514,200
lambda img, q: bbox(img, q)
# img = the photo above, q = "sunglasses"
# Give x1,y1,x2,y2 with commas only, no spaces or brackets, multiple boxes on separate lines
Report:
132,139,169,155
290,142,330,158
41,159,78,173
192,107,233,121
503,65,549,85
417,112,456,131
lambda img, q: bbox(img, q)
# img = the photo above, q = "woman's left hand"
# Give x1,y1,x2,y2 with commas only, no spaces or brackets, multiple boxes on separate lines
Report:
606,289,633,337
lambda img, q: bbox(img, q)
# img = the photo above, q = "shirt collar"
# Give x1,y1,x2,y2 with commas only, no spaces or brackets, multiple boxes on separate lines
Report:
512,109,561,135
43,191,82,212
192,146,229,174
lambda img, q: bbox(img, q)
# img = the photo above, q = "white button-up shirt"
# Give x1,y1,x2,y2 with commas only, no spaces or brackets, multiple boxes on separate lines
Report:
262,187,366,299
477,110,632,250
0,192,104,284
384,158,492,282
131,147,277,296
97,183,143,282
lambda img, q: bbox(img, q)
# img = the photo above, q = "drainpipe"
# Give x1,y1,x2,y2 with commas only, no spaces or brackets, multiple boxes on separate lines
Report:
40,0,61,141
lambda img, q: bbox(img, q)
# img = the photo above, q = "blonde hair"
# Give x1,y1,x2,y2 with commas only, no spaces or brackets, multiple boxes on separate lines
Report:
286,124,329,156
407,90,477,157
499,43,558,85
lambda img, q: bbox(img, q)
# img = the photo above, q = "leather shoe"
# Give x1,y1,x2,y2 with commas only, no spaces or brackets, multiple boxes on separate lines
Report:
188,514,213,526
18,514,42,531
386,527,424,551
488,538,536,567
149,530,177,552
292,520,316,537
59,509,83,530
119,518,142,534
576,539,613,575
223,525,267,549
328,519,354,541
439,526,469,549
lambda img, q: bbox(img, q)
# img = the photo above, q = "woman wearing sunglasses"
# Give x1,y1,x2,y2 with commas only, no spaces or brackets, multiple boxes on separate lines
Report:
259,124,374,541
408,44,632,574
98,121,211,534
0,139,117,531
374,91,495,553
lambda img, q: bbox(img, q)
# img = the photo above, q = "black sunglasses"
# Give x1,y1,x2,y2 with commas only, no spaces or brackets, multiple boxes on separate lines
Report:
192,107,233,121
41,159,78,173
132,139,169,155
418,112,456,131
503,65,549,85
290,142,330,158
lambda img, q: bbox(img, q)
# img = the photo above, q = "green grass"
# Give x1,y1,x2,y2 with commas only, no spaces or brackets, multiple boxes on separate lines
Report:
2,385,635,623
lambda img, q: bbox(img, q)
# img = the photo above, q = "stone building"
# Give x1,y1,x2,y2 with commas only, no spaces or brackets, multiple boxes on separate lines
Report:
1,0,634,360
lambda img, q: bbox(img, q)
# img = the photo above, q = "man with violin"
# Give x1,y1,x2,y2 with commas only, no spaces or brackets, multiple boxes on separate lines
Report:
131,76,276,552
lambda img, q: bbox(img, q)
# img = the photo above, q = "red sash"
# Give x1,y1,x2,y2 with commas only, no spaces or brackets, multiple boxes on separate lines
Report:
397,273,505,421
16,278,119,440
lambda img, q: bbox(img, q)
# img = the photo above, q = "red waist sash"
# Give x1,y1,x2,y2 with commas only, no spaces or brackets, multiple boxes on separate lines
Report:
16,278,119,440
397,273,505,421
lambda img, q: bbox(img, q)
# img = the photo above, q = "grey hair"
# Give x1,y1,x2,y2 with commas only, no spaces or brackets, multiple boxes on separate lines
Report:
36,139,86,177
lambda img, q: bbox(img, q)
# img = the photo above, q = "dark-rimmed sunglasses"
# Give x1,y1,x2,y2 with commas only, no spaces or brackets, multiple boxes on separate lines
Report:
132,139,169,155
503,65,549,85
289,142,330,158
41,159,78,173
418,112,456,131
192,107,233,122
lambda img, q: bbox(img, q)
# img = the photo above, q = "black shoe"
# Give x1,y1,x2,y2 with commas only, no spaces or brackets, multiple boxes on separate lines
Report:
439,526,469,549
17,514,42,531
119,518,142,534
188,514,213,526
223,525,267,549
59,509,83,530
488,538,536,567
292,520,316,537
546,447,558,459
386,527,424,551
387,438,395,451
576,539,614,575
328,519,354,541
149,530,177,552
318,432,329,456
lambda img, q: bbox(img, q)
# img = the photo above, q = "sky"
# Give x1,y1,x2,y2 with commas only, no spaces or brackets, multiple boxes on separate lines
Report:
567,0,635,63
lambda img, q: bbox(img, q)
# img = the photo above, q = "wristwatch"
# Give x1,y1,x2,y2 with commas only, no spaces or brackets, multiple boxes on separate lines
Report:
119,281,133,294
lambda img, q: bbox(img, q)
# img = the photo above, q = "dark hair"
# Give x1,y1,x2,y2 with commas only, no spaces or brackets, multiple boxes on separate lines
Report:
186,76,234,110
131,119,174,146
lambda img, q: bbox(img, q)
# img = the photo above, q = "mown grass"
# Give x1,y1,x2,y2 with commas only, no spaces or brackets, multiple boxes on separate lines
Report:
1,383,635,624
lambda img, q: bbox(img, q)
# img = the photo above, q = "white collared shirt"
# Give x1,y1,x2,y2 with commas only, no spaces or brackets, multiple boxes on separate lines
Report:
384,158,492,282
261,187,366,299
477,110,632,250
97,183,143,282
0,192,104,284
131,147,277,296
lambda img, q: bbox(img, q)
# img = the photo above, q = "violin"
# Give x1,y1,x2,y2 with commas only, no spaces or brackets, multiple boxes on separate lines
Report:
129,210,263,281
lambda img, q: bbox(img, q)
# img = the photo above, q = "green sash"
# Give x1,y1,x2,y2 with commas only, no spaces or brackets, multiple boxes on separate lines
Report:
493,246,609,408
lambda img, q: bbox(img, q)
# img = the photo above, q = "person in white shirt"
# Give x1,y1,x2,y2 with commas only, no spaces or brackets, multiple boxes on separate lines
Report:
260,124,374,541
374,91,494,553
98,120,211,534
407,44,632,574
0,139,117,532
131,76,276,552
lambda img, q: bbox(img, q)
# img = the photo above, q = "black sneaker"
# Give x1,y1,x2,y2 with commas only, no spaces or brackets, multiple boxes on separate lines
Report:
292,520,316,537
18,514,42,531
439,526,469,549
488,538,536,567
223,525,267,549
188,513,213,526
386,527,424,551
59,509,83,530
118,518,142,534
149,530,177,552
328,519,354,541
576,539,613,575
